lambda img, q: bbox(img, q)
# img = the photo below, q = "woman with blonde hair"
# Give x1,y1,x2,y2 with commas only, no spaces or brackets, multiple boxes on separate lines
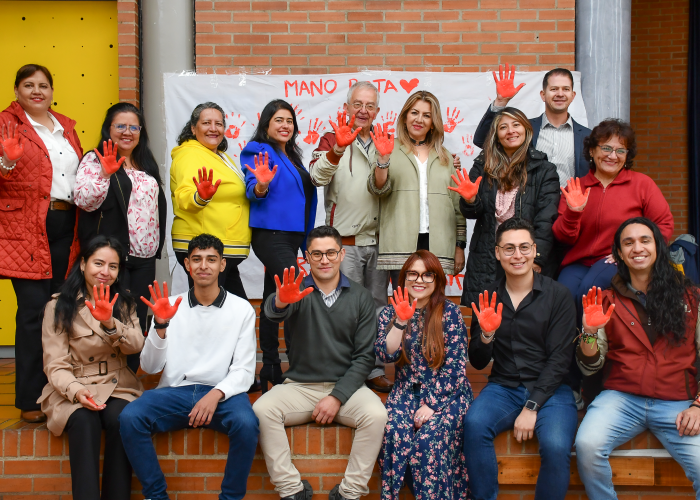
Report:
368,90,467,285
451,106,560,307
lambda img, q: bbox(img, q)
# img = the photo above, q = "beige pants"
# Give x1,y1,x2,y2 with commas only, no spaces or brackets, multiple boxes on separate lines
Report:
252,380,388,498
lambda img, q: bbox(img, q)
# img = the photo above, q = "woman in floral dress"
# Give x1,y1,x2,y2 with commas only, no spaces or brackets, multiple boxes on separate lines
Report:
376,249,473,499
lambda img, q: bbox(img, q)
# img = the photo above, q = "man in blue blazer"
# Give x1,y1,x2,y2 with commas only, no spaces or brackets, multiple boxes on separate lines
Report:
473,66,591,186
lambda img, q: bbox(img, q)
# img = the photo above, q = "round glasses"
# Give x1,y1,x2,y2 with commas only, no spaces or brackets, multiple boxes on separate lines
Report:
598,144,628,156
405,271,436,283
350,102,377,112
307,250,340,262
497,243,533,256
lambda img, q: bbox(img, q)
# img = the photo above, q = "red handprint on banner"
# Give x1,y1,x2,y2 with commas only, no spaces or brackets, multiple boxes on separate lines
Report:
232,140,247,158
303,118,326,145
290,103,305,121
250,112,262,128
225,113,245,140
379,111,397,135
462,135,475,157
447,273,465,290
296,257,309,277
444,107,464,133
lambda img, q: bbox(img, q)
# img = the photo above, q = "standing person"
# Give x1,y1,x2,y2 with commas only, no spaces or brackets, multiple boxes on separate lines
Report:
309,81,392,392
253,226,387,500
463,217,578,500
119,234,259,500
170,102,251,300
454,107,560,307
474,64,590,185
40,236,144,500
74,103,166,372
575,218,700,499
368,90,466,283
375,250,473,499
242,99,317,392
0,64,83,422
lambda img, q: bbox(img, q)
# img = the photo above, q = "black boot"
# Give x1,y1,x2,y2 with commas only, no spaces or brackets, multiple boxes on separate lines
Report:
281,479,313,500
260,363,284,394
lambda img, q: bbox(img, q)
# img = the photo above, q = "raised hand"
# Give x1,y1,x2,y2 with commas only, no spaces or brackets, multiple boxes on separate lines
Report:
274,267,314,305
582,287,614,329
140,281,182,321
84,284,119,322
245,152,277,187
448,168,482,202
193,167,222,201
493,63,526,100
561,177,590,212
370,122,394,157
472,290,503,334
95,139,126,177
390,286,417,323
0,122,24,162
329,111,361,148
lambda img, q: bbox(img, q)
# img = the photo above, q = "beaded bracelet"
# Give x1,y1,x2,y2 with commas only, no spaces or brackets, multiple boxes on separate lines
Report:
0,156,16,171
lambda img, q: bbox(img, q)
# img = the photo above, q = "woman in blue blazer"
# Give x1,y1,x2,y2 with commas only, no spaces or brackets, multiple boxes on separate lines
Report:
242,99,317,393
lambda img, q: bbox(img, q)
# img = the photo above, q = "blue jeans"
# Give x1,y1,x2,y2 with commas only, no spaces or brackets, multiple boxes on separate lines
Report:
576,390,700,499
463,383,578,500
119,385,259,500
558,258,618,325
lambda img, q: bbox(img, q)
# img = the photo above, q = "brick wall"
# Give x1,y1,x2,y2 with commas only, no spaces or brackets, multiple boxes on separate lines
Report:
630,0,689,236
118,0,140,105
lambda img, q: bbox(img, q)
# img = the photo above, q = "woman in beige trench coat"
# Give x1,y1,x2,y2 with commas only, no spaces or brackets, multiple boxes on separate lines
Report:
39,235,144,500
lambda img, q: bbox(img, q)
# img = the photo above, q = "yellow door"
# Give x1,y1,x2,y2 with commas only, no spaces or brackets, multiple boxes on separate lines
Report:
0,1,119,345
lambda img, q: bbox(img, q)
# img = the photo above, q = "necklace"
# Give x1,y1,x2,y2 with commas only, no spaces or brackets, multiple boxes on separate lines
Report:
409,137,428,146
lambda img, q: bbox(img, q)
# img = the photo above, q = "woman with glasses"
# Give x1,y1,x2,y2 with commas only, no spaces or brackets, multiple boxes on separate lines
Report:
454,107,560,308
553,119,673,318
375,249,473,499
75,103,165,372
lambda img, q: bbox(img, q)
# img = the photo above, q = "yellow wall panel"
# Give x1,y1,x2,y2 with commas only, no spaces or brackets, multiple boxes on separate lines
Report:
0,1,119,345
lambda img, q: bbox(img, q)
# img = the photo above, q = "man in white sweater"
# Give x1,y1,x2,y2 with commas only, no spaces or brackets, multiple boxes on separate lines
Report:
119,234,258,500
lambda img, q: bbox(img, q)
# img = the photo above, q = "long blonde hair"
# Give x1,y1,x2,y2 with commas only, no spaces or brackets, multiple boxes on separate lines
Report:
483,107,533,191
396,91,450,165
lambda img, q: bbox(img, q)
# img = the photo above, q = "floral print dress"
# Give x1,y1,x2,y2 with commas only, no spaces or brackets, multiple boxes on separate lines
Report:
375,300,473,500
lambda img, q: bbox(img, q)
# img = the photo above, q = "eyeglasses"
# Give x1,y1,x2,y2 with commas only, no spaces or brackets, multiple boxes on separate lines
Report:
350,102,377,112
598,145,628,156
112,124,142,134
307,250,341,262
405,271,436,283
498,243,533,256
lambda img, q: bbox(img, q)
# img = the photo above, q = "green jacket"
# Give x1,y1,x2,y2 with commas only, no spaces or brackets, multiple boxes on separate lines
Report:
368,143,466,275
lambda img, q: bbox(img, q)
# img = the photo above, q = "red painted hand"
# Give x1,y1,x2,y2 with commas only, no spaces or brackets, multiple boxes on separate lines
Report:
303,118,325,145
95,139,126,177
140,281,183,321
582,287,615,329
370,122,394,157
448,168,482,201
84,284,119,322
390,286,417,323
329,111,361,148
0,122,24,162
245,152,277,186
85,396,106,410
274,267,314,305
493,63,526,99
472,290,503,334
561,177,590,211
444,107,464,133
193,167,222,201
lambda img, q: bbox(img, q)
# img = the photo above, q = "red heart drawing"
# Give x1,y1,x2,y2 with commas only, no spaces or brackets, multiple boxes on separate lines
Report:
399,78,419,93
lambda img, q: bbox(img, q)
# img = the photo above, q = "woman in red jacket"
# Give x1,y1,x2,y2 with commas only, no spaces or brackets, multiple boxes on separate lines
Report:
0,64,82,422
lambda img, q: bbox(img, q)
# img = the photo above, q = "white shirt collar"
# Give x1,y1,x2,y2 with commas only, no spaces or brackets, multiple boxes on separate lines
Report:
541,112,573,130
26,112,63,134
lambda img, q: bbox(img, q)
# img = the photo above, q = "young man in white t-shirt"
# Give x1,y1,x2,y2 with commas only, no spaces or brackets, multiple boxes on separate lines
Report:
119,234,258,500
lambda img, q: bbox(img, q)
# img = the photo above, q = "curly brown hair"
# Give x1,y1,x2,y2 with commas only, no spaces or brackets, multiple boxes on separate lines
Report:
583,119,637,172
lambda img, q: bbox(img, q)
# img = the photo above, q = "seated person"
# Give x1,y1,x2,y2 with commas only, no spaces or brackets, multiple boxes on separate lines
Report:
375,249,474,499
575,217,700,499
463,217,578,500
119,234,258,500
253,225,388,500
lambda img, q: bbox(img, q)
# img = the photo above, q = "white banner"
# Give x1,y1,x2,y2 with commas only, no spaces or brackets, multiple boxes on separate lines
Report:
163,70,587,298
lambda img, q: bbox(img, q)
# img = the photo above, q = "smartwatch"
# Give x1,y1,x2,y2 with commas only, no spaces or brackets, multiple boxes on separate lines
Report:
524,400,540,412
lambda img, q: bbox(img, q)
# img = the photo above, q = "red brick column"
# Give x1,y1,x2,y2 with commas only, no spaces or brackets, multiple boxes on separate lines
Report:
118,0,140,105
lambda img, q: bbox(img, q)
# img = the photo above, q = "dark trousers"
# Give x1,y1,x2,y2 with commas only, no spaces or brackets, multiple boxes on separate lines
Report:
11,208,75,410
251,229,305,365
64,397,132,500
389,232,430,288
175,251,248,300
121,255,156,373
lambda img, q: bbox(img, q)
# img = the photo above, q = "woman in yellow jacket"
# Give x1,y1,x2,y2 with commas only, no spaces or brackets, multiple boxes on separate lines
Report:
170,102,251,299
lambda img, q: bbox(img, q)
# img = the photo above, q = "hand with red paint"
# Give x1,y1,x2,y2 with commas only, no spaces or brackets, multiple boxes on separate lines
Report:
370,122,394,159
245,152,277,196
75,388,106,411
493,63,526,106
561,177,590,212
444,107,464,133
390,286,417,324
582,286,615,332
140,281,183,323
472,290,503,336
448,168,482,203
274,267,314,307
0,121,24,170
95,139,126,178
193,167,221,202
329,111,361,148
85,284,119,328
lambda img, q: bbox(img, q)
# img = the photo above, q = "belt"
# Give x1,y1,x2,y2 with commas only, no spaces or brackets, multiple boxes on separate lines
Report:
341,236,356,246
49,200,74,211
72,358,125,377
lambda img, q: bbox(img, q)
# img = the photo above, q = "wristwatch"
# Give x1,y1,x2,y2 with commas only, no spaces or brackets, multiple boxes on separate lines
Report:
524,400,540,412
456,241,466,249
393,320,408,330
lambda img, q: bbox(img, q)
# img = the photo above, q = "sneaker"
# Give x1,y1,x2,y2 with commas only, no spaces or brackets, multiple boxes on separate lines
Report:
328,484,357,500
281,479,313,500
